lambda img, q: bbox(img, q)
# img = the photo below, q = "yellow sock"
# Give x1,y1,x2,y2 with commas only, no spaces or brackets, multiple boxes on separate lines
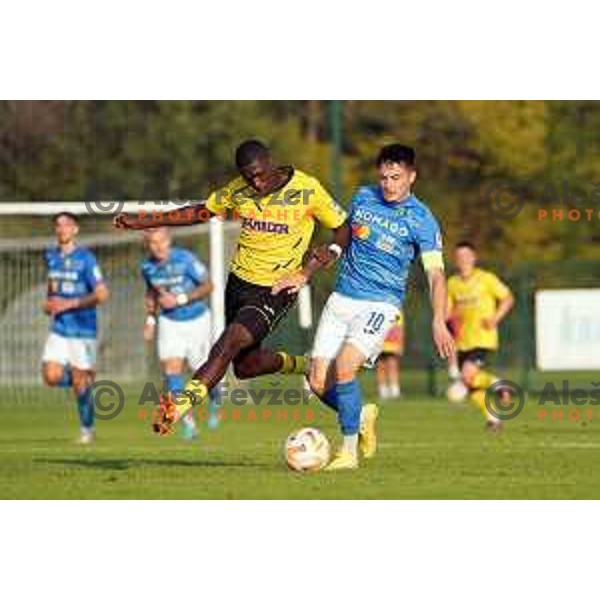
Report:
277,352,308,375
471,370,498,391
169,379,208,422
470,389,499,423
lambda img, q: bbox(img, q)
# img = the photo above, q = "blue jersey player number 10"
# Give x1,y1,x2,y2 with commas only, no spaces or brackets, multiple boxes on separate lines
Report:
307,144,455,471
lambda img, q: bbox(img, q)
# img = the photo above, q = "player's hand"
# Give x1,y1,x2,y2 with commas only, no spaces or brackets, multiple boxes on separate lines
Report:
158,292,178,310
271,272,308,296
113,214,133,230
309,244,333,265
143,323,156,342
432,318,455,360
481,316,497,330
45,297,77,315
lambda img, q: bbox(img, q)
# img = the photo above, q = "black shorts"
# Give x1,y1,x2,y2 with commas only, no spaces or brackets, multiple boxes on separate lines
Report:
225,272,298,345
457,348,492,369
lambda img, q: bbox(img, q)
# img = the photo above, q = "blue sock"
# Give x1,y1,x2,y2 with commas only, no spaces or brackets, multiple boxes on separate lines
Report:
76,387,94,430
164,373,185,396
55,366,72,388
209,385,222,409
332,380,362,435
320,387,339,412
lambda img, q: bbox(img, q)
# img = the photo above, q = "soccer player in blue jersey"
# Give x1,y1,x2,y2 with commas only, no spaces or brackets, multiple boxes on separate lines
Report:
305,144,454,470
42,212,110,444
141,228,219,439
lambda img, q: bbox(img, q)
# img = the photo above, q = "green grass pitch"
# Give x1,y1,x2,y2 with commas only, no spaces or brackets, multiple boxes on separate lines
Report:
1,381,600,499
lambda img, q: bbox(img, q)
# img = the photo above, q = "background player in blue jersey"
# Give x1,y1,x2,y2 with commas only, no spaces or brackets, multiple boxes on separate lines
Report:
307,144,455,470
42,212,110,444
141,228,219,439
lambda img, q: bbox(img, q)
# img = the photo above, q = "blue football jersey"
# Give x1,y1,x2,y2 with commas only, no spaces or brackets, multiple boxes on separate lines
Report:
336,186,443,306
141,247,209,321
45,246,104,338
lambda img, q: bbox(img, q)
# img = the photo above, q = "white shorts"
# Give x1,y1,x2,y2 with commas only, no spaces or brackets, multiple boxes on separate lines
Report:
42,332,97,370
311,292,399,366
157,312,212,370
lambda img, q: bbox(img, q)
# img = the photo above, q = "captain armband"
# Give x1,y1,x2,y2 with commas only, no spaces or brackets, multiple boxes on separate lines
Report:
421,251,444,272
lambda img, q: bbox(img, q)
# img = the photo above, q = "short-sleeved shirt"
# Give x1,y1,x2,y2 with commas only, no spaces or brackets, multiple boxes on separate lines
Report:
141,247,209,321
45,246,104,338
336,186,444,306
447,267,511,351
206,167,346,287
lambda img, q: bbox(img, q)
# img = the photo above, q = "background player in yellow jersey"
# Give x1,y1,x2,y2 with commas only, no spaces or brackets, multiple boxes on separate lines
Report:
375,311,404,401
447,241,514,431
115,139,348,434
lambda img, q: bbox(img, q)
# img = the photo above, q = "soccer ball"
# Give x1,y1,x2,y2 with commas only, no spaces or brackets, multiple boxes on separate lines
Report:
446,380,469,404
285,427,331,472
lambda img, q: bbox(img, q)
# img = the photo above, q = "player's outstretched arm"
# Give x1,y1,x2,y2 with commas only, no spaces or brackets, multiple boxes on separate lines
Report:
114,203,214,231
271,221,350,295
426,267,455,360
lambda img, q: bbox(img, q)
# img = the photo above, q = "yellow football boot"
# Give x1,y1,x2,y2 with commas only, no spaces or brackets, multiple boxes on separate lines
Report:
324,451,359,471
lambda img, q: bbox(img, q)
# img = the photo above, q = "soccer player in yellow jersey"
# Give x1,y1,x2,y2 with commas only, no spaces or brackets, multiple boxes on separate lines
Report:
115,139,349,434
447,241,514,431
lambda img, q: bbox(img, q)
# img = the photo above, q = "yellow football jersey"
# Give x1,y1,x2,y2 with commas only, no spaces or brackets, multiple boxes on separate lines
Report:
447,268,511,351
206,168,346,287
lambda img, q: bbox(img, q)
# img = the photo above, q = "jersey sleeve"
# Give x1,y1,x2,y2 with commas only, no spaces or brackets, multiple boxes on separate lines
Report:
414,210,444,272
309,178,347,229
84,252,104,289
486,273,511,300
186,252,208,285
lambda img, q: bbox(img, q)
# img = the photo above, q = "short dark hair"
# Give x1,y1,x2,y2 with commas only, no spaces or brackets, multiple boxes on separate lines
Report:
455,240,476,252
52,211,79,225
235,139,270,169
376,144,416,168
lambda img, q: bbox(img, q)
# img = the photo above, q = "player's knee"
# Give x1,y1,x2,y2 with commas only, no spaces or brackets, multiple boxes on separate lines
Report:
335,359,359,384
220,324,254,358
232,356,257,380
42,364,63,386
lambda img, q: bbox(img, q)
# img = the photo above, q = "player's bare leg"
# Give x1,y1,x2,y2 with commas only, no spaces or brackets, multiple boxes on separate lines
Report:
376,355,401,401
153,323,252,434
42,361,71,388
308,357,335,400
232,347,306,380
154,314,308,434
43,362,95,442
